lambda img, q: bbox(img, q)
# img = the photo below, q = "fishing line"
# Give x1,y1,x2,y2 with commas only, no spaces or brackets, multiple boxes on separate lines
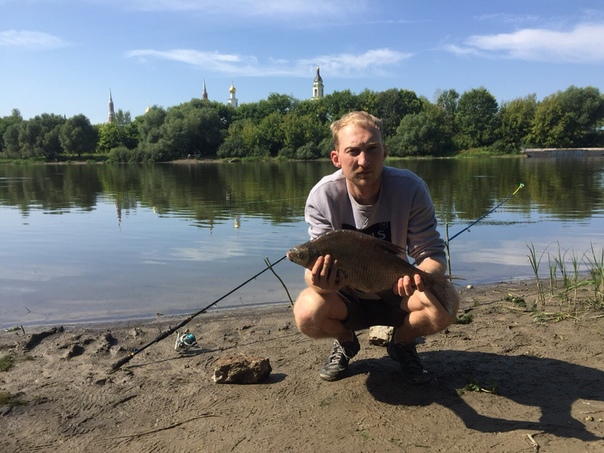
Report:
445,182,525,275
447,183,525,243
109,254,287,372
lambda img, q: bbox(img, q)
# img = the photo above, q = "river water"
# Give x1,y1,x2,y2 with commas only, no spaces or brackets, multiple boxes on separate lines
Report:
1,157,603,327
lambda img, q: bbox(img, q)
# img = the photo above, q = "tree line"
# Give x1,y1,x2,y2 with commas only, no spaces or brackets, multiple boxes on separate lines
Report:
1,85,603,162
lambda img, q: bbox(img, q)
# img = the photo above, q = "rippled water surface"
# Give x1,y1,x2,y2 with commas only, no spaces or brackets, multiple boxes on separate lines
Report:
1,157,603,327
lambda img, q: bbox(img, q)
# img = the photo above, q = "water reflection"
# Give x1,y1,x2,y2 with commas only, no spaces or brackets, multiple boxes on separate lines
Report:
0,158,603,327
2,158,602,223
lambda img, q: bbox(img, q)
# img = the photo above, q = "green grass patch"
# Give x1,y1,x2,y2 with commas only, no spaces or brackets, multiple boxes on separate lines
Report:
525,242,604,318
503,293,527,308
358,430,373,441
0,355,15,372
457,379,499,395
454,312,474,324
0,391,28,407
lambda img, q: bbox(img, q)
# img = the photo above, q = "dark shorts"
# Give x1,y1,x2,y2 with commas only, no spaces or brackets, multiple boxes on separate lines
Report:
338,290,408,331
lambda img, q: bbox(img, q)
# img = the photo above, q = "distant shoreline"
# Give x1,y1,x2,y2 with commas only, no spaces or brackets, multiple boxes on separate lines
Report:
522,147,604,157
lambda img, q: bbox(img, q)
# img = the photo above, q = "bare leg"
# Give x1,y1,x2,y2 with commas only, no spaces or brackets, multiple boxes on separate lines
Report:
292,287,354,342
395,285,459,343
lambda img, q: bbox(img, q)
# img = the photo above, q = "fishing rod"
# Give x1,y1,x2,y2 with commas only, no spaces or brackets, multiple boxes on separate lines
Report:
447,182,524,243
110,254,288,372
110,184,524,371
445,182,524,275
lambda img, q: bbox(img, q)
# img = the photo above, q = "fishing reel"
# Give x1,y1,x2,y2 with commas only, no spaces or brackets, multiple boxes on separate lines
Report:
174,329,198,352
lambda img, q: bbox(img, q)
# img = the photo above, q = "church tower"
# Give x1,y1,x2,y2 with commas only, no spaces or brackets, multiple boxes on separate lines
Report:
108,90,115,123
227,82,238,107
312,66,324,99
202,80,208,101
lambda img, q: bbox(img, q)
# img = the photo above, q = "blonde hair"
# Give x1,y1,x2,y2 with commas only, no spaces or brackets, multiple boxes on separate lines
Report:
330,111,383,149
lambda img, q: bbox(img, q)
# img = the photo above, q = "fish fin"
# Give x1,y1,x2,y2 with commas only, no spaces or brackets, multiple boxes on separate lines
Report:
428,274,456,316
373,239,406,257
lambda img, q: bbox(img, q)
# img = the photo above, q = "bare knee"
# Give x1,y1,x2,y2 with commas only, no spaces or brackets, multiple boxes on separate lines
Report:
292,288,348,339
292,288,322,337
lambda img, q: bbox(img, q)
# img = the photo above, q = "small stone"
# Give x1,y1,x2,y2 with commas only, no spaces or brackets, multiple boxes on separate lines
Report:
368,326,393,346
213,354,271,384
129,328,143,338
466,284,474,289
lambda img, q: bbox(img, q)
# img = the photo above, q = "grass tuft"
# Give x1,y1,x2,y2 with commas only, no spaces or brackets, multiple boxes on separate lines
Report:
0,355,15,372
0,391,28,407
525,242,604,319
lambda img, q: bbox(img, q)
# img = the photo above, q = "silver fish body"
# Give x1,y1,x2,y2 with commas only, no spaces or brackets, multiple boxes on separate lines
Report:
287,229,453,314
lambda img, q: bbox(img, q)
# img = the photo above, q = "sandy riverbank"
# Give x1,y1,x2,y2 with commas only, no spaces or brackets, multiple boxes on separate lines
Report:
1,280,603,452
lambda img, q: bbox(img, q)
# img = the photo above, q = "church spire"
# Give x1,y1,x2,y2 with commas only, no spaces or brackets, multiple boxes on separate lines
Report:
202,80,208,101
108,90,115,123
312,66,324,99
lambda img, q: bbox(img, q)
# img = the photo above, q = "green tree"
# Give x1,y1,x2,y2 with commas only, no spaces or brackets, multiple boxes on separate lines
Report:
557,86,604,146
496,94,537,151
295,97,329,124
455,87,500,149
60,114,98,157
113,109,132,127
324,90,361,121
357,89,380,116
435,89,459,138
387,104,453,156
280,112,327,158
97,123,128,154
158,103,224,159
218,119,262,158
378,89,422,139
0,109,23,153
18,114,65,160
3,123,21,157
137,105,167,146
256,111,285,156
528,94,575,147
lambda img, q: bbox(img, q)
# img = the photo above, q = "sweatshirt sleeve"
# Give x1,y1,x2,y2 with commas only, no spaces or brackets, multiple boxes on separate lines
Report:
305,196,333,239
406,181,446,265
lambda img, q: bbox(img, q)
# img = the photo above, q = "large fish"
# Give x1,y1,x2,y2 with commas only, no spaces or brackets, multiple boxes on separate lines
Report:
286,229,454,315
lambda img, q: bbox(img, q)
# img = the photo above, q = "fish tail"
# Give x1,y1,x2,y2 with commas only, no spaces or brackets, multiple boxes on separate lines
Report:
429,274,457,316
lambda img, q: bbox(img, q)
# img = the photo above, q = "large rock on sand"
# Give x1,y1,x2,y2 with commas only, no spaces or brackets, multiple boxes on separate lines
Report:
213,354,271,384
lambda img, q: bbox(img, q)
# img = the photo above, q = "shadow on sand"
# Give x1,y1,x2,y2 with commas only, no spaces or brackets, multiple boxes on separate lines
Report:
351,350,603,442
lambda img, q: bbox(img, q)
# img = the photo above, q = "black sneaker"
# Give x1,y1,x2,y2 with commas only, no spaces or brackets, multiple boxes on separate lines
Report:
387,340,430,384
319,332,360,381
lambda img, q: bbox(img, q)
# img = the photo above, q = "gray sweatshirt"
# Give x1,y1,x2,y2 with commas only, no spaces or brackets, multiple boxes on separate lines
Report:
304,166,445,266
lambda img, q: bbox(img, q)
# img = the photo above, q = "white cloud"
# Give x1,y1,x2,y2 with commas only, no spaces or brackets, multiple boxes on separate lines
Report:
126,47,411,77
304,49,413,76
446,22,604,63
127,49,259,73
0,30,70,51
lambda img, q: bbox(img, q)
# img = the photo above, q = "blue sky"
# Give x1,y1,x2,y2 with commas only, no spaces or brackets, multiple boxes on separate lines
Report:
1,0,603,125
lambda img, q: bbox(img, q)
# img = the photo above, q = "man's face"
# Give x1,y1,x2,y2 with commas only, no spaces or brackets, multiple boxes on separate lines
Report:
330,124,387,198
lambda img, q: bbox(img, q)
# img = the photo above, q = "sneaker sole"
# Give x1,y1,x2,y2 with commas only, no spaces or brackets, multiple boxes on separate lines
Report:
319,370,344,381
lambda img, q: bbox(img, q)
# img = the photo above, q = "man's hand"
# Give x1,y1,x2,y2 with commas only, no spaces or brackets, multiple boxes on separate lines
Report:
305,254,346,294
393,257,446,298
393,273,425,297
